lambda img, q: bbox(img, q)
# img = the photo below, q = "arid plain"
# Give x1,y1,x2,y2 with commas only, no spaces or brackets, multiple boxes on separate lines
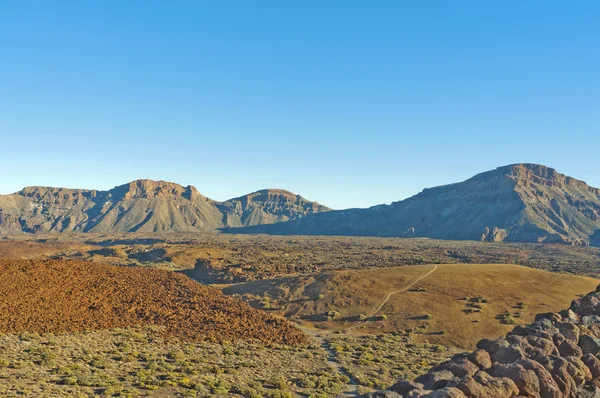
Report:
1,233,599,396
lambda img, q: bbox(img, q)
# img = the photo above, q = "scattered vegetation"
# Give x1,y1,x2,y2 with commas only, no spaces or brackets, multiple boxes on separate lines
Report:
329,333,459,393
0,327,340,397
229,263,598,348
5,233,600,283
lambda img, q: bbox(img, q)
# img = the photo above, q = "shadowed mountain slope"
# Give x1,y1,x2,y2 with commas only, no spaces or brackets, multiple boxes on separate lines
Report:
230,164,600,246
0,180,329,234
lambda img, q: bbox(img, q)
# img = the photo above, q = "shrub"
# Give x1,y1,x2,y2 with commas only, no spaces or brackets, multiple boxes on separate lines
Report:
167,349,186,364
327,310,341,320
59,376,78,385
271,375,288,390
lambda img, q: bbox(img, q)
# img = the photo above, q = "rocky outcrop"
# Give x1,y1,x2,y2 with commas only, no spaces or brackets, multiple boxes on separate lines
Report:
365,286,600,397
0,180,329,234
218,189,330,228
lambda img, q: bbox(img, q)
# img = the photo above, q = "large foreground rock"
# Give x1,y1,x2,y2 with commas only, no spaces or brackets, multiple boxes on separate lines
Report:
363,286,600,398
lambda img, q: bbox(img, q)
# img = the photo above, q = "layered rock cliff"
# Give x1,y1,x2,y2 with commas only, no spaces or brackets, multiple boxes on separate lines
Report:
0,180,329,234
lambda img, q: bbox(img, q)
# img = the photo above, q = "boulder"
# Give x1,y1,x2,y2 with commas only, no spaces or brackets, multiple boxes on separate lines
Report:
415,370,457,390
536,313,563,324
579,335,600,356
422,388,468,398
582,354,600,382
477,338,509,353
564,356,592,386
489,363,541,397
559,309,581,324
389,380,425,395
511,324,554,342
467,350,492,370
556,323,580,343
571,296,600,316
576,385,600,398
557,338,583,358
507,334,558,360
491,345,526,364
473,371,520,397
538,355,577,397
516,358,562,398
406,390,434,398
434,357,479,378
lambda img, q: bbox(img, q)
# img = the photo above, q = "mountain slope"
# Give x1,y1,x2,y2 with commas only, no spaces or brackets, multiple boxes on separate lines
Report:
218,189,330,228
231,164,600,245
0,180,329,234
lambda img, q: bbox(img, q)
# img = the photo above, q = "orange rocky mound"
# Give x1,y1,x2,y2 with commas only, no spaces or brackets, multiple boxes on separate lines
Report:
0,259,306,346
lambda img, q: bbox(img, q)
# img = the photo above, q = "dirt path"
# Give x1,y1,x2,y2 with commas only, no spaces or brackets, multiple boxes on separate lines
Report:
366,264,438,320
297,326,361,397
292,265,439,396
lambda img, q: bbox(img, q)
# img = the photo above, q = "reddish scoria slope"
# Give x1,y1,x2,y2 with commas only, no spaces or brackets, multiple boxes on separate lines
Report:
0,259,306,346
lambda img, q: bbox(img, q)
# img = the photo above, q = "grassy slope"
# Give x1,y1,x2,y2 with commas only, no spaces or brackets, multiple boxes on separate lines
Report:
226,263,598,349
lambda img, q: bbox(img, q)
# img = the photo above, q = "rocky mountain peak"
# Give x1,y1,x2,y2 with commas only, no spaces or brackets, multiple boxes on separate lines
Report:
17,186,99,202
496,164,599,193
224,189,330,213
231,164,600,246
241,189,314,204
109,179,204,202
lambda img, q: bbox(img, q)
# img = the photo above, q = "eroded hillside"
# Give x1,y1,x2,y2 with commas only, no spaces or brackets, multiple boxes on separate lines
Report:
0,180,329,234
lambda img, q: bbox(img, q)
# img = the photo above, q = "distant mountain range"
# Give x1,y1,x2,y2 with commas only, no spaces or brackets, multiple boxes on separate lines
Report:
230,164,600,246
2,164,600,246
0,180,329,234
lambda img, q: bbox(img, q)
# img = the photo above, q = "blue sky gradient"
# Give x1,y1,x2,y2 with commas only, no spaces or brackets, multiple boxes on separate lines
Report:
1,1,599,209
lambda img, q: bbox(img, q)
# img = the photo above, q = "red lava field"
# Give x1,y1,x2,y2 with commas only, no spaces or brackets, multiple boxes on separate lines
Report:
0,259,306,346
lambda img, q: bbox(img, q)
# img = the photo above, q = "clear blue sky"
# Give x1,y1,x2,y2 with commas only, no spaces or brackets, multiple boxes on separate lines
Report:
1,1,599,209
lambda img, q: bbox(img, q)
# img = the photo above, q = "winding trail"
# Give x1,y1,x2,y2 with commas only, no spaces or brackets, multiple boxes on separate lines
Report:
297,325,361,397
364,264,438,321
294,264,439,397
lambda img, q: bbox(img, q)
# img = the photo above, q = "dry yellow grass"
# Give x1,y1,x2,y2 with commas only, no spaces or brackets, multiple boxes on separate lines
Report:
226,264,598,349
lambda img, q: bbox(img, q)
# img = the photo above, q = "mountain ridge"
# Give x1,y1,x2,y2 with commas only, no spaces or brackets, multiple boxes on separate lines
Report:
229,164,600,246
4,164,600,246
0,180,330,234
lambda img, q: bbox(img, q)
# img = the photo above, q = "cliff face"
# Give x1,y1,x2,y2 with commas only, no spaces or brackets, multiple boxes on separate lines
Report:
218,189,330,228
368,286,600,398
0,181,329,234
232,164,600,246
4,164,600,244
